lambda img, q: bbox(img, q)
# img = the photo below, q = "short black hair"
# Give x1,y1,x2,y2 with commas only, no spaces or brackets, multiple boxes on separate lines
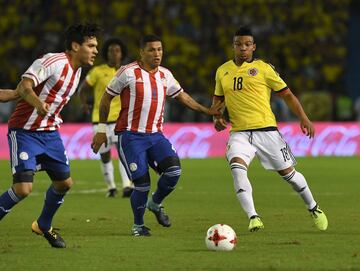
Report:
234,26,254,40
139,34,162,48
101,38,127,61
64,23,101,50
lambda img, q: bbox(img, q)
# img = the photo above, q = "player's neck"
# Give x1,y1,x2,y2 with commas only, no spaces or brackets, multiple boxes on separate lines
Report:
138,60,158,73
108,61,121,69
66,52,80,70
234,57,252,66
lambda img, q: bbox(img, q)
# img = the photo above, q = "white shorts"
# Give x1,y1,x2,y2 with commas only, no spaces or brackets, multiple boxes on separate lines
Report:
93,123,117,154
226,130,296,171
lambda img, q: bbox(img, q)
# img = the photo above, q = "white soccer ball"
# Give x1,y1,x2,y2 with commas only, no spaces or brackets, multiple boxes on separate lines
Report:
205,224,237,251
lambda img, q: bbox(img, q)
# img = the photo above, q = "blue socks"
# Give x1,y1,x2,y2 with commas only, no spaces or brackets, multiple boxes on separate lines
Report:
0,188,23,220
130,183,150,225
152,166,181,204
37,186,67,231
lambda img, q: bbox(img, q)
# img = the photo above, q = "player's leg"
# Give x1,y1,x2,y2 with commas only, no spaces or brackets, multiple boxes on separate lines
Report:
109,124,133,197
255,130,327,231
0,130,37,220
146,134,181,227
227,132,264,232
94,124,117,197
117,132,151,236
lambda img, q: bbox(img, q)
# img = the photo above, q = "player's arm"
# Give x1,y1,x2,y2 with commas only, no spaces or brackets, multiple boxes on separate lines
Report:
16,77,49,116
212,95,227,131
91,92,115,153
175,91,223,116
0,89,19,102
78,80,93,114
278,89,314,138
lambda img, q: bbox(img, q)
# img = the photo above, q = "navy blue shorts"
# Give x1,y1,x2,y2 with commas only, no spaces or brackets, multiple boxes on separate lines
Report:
7,129,70,175
117,131,178,180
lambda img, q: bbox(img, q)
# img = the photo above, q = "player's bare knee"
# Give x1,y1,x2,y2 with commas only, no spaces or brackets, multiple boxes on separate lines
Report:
100,151,111,163
278,166,294,176
12,182,33,198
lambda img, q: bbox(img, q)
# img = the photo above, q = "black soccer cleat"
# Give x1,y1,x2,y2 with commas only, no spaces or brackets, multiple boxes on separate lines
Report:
122,187,133,198
106,188,118,198
132,225,151,236
147,203,171,227
31,221,66,248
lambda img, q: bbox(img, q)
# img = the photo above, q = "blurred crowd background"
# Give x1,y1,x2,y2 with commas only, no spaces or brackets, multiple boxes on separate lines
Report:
1,0,359,123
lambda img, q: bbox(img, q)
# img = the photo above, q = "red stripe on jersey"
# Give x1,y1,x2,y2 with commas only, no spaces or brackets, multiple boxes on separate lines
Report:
115,86,130,132
8,81,47,129
46,66,77,129
30,64,69,130
116,62,138,77
156,71,167,132
145,73,159,133
130,68,144,132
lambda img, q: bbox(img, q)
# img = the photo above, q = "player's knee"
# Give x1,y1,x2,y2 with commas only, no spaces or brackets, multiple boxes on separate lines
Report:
12,182,33,198
53,177,73,192
133,172,151,192
158,156,181,174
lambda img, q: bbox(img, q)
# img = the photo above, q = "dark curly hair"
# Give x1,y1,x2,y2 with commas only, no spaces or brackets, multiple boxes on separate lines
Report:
101,38,127,61
64,22,101,50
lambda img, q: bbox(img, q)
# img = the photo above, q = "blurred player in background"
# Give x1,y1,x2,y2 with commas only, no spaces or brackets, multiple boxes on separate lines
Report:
79,38,133,198
92,34,223,236
0,23,100,248
213,26,328,232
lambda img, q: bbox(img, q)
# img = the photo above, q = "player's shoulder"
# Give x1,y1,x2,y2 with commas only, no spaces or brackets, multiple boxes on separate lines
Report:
253,58,278,71
39,52,68,68
216,60,235,77
115,61,139,77
158,65,174,76
218,60,234,70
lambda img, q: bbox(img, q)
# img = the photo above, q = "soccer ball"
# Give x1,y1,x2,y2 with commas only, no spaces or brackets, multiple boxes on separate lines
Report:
205,224,237,251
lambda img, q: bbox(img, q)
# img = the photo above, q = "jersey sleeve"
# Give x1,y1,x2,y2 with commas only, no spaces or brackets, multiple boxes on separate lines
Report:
106,67,128,96
265,63,288,92
85,67,98,87
166,70,183,98
22,55,56,87
214,67,224,96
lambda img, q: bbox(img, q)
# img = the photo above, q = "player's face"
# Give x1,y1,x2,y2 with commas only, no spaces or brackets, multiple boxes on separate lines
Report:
77,36,98,66
140,41,163,70
107,44,122,66
233,36,256,62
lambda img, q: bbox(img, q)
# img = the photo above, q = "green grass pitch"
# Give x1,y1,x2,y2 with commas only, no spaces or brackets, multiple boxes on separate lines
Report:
0,157,360,271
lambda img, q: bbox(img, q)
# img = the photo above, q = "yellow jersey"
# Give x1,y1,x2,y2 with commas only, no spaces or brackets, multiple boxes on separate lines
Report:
86,64,121,123
214,59,288,131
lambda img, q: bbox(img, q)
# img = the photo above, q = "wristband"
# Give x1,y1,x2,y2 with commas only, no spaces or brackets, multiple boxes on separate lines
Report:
97,123,107,133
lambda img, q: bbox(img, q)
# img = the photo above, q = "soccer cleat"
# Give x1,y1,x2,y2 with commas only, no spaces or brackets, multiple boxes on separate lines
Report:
147,199,171,227
248,216,264,232
106,188,118,198
132,225,151,236
31,221,66,248
122,187,133,198
309,205,328,231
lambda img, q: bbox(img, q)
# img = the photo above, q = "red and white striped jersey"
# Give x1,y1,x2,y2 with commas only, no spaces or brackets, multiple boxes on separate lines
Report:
106,61,183,133
8,52,82,131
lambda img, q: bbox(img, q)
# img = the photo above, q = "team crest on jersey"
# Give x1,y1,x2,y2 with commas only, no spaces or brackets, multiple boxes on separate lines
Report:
129,163,138,172
248,68,258,76
19,152,29,161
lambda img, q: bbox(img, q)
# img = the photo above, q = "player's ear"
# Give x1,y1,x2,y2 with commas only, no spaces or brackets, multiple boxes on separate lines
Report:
253,43,256,51
71,41,80,52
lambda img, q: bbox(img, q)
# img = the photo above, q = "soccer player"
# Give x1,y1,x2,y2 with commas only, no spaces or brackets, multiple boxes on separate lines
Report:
0,23,100,248
79,38,133,198
91,34,223,236
212,26,328,232
0,89,19,102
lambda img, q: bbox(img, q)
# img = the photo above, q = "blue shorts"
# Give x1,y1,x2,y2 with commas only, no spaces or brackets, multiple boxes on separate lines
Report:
8,129,70,175
117,131,178,180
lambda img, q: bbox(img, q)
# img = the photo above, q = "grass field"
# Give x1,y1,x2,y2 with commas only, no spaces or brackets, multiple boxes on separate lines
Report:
0,157,359,271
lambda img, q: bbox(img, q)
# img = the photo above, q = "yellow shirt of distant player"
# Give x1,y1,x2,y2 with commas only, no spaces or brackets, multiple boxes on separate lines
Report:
215,59,287,131
86,64,121,123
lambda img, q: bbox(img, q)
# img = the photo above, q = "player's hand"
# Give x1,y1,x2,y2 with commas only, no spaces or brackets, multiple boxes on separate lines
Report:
300,118,315,138
208,100,224,116
36,102,50,116
91,133,107,153
214,117,228,131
